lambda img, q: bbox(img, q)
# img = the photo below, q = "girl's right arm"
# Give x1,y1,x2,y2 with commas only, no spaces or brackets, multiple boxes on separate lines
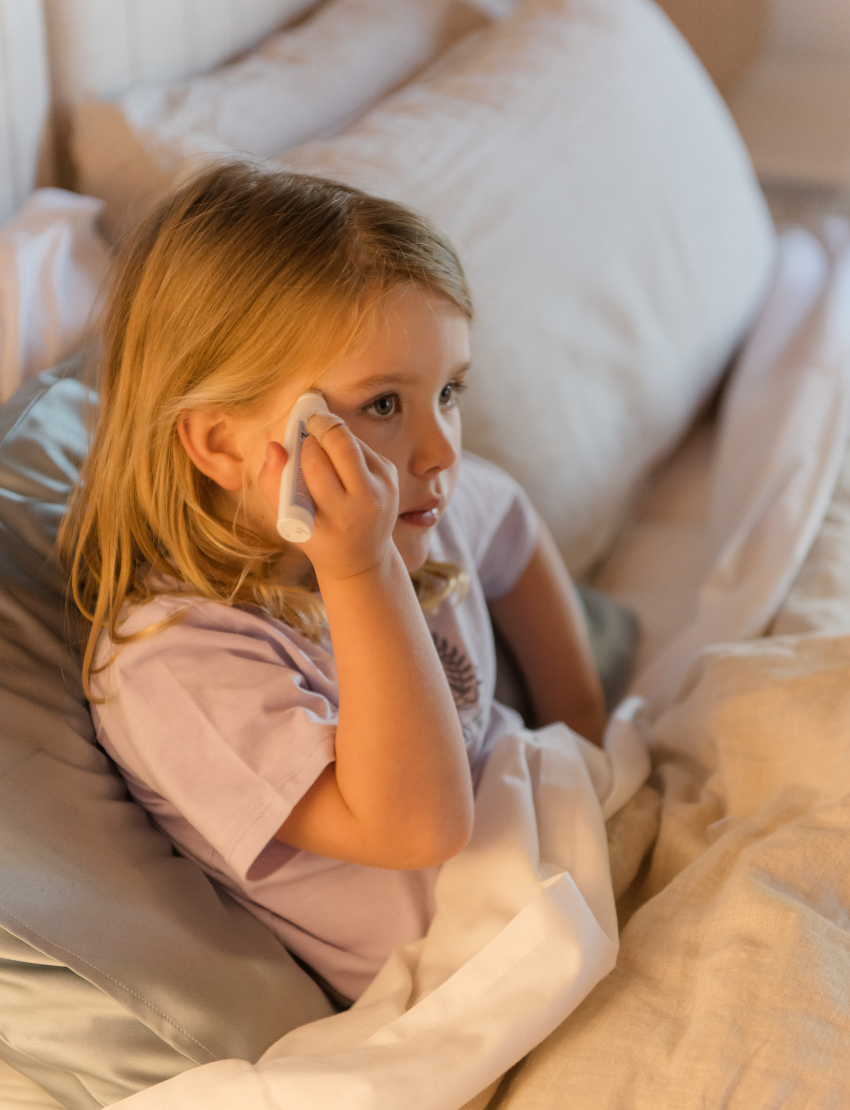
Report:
263,426,473,871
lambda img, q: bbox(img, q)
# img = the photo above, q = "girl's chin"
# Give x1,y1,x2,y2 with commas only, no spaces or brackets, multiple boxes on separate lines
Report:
394,536,431,574
401,552,430,574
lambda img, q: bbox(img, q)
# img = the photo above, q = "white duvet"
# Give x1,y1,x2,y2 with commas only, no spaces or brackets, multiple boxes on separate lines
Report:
110,712,648,1110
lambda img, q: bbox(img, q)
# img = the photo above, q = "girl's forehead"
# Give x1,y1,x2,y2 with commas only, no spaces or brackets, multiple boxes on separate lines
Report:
261,288,470,420
328,295,470,389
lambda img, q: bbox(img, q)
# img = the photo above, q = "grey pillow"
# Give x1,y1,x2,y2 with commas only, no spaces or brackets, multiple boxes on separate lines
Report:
578,582,640,712
0,356,334,1110
493,584,639,726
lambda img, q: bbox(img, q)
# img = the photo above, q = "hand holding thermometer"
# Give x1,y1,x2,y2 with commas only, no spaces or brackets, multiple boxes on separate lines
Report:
276,391,344,542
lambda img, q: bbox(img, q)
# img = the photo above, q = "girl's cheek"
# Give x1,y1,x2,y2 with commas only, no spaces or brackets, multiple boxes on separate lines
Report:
441,454,462,502
392,524,432,573
342,416,388,455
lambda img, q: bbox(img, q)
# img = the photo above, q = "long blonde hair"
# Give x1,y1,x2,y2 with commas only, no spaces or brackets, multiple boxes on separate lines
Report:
60,162,472,699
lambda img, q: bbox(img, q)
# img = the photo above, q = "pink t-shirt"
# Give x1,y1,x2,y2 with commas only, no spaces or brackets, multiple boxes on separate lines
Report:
91,453,538,1000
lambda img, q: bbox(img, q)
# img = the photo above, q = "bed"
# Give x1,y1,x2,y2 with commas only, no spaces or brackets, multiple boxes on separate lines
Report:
5,1,850,1108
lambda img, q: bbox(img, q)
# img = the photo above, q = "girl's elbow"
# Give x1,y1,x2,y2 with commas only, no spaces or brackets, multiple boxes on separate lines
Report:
415,800,474,869
427,816,473,868
390,800,474,870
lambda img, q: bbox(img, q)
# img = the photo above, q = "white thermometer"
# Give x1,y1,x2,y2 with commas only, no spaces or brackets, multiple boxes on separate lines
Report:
276,391,342,542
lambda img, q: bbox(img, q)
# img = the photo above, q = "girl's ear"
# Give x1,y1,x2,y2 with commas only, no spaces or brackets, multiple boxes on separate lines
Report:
177,410,245,491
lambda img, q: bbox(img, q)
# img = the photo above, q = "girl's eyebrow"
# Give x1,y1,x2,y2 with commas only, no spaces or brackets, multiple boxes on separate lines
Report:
340,362,471,397
341,373,406,395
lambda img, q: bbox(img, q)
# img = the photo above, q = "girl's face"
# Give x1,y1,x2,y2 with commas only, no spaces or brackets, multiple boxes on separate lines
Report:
316,287,470,572
223,287,470,573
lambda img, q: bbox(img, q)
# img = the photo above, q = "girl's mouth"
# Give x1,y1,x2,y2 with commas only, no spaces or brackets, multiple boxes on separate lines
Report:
399,500,442,528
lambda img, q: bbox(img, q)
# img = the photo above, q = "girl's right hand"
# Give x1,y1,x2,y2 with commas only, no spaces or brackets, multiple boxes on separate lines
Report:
260,424,472,871
259,424,400,583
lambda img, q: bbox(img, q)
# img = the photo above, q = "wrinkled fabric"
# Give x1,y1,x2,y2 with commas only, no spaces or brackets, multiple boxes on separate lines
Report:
114,712,650,1110
0,190,108,404
0,361,335,1110
635,222,850,714
494,631,850,1110
489,224,850,1110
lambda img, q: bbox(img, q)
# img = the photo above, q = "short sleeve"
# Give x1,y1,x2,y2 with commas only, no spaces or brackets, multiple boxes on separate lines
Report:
92,602,337,882
449,453,539,600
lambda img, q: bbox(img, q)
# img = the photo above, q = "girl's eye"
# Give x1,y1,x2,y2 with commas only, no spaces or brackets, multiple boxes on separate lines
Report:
440,380,466,407
366,394,398,418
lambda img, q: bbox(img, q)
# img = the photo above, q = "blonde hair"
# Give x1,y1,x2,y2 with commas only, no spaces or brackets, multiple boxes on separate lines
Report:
60,161,472,700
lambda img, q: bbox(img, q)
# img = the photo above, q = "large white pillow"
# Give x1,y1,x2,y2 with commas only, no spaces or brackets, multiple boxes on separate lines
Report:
279,0,776,573
72,0,492,241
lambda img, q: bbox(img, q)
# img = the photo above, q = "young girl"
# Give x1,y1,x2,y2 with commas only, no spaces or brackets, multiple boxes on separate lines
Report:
61,162,606,1004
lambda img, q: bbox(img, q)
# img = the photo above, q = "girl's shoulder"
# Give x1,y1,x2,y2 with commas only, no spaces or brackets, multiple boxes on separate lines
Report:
114,568,313,643
448,452,536,542
95,587,331,696
442,454,538,596
114,588,258,640
455,451,527,500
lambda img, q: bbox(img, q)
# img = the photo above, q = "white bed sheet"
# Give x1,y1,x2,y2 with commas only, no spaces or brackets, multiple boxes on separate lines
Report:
488,233,850,1110
3,217,850,1109
592,414,717,678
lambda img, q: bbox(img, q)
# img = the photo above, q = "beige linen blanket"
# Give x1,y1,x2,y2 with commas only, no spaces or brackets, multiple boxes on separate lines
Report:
491,633,850,1109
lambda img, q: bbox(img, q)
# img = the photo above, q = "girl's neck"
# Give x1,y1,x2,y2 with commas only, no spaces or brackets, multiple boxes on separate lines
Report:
272,543,317,590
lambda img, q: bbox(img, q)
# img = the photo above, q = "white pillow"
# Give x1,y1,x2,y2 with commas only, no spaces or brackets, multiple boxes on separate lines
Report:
0,189,110,404
279,0,777,573
72,0,492,242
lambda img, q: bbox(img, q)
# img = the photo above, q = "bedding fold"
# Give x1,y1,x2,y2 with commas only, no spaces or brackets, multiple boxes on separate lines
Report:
635,221,850,715
111,716,649,1110
103,218,850,1110
494,632,850,1109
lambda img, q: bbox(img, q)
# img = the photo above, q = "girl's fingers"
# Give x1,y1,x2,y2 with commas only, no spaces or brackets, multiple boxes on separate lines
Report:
356,435,395,481
302,426,396,524
309,422,379,494
298,425,397,577
298,432,348,502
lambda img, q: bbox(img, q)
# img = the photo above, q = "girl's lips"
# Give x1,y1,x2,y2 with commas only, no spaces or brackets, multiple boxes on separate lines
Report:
398,500,442,528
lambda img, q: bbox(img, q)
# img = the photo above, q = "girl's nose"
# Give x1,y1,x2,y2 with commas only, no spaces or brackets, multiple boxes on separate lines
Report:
411,414,457,478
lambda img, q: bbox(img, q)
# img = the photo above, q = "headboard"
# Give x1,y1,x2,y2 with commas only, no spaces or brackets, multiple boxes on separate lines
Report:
0,0,769,225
